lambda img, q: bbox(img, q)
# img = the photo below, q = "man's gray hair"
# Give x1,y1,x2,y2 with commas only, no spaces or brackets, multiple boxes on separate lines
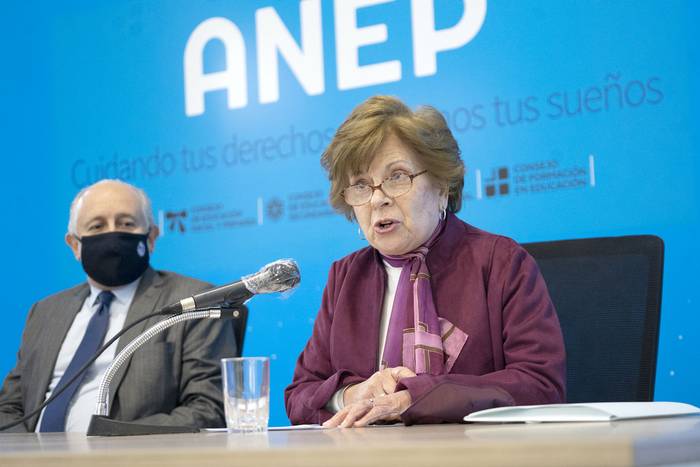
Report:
67,179,155,236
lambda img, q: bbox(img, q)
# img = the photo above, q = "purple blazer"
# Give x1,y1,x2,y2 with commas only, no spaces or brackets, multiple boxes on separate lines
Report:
285,214,566,425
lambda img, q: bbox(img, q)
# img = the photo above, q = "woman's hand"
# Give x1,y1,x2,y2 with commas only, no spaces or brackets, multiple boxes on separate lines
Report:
343,366,416,406
323,366,415,428
323,390,412,428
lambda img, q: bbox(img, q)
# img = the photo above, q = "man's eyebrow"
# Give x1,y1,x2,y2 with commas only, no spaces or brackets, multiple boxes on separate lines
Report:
82,215,105,225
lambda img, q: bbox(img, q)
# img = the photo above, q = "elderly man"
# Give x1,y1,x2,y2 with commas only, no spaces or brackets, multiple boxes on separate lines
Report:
0,179,236,432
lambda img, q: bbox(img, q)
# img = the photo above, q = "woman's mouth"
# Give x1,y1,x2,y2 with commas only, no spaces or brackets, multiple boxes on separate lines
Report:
374,219,399,234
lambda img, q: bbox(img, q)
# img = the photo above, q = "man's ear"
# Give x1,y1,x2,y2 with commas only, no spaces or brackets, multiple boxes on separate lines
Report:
66,233,81,261
147,225,160,254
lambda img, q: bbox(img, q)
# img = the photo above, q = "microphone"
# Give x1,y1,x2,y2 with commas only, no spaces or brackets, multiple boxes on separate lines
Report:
159,259,300,314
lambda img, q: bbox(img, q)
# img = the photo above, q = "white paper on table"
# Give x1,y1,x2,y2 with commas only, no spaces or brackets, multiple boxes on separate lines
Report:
269,423,402,430
463,402,700,423
203,424,323,432
268,424,323,431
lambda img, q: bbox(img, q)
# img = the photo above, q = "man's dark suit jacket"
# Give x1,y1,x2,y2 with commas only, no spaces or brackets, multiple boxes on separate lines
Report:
0,267,237,432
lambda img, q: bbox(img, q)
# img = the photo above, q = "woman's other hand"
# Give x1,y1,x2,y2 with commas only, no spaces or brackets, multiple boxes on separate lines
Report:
323,390,412,428
343,366,416,405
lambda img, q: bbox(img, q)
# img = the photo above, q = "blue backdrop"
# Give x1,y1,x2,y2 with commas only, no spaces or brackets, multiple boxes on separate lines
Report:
2,0,698,426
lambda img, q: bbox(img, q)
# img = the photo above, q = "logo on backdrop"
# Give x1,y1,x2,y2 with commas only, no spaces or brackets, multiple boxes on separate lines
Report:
483,167,510,197
266,198,284,221
160,190,333,234
466,155,596,201
166,210,188,233
182,0,487,116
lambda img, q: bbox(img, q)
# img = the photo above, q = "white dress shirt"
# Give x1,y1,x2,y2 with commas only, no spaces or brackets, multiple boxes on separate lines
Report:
35,277,141,432
327,261,402,412
376,262,402,369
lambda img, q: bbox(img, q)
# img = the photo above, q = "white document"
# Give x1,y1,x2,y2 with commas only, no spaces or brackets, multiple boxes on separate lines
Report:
204,424,323,432
463,402,700,423
268,424,324,431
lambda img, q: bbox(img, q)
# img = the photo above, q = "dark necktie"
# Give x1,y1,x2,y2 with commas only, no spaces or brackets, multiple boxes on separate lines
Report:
39,290,115,432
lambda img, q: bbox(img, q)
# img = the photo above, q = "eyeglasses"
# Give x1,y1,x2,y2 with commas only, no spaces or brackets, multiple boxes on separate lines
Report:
342,170,427,206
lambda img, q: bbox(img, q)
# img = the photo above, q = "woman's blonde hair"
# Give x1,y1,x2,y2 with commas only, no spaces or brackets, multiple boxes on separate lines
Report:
321,96,465,220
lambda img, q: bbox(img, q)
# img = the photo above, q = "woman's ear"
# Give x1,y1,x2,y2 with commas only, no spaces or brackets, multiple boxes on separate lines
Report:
440,188,449,212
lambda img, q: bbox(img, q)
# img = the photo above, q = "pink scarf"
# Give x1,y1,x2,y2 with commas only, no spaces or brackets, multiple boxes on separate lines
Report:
380,219,468,375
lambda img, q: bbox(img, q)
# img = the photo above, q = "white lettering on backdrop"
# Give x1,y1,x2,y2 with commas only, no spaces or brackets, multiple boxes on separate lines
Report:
183,0,487,117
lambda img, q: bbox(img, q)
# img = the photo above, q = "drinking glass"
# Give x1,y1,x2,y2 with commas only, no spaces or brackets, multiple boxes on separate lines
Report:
221,357,270,433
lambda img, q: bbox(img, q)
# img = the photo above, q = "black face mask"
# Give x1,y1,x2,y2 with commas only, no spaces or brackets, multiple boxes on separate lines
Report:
79,231,150,287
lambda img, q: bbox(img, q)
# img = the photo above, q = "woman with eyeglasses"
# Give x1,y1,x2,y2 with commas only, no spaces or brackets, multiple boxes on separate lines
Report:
285,96,566,427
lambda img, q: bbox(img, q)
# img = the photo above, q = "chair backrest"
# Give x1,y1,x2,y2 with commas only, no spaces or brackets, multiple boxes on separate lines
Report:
522,235,664,403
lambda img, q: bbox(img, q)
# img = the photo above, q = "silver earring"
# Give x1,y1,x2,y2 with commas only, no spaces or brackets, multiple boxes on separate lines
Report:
440,207,447,221
357,227,366,240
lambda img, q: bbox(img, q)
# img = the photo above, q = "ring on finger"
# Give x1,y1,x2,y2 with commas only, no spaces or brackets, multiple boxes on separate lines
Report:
368,398,374,406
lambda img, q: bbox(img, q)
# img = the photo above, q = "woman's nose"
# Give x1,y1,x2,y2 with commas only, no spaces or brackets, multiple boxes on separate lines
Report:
370,184,392,208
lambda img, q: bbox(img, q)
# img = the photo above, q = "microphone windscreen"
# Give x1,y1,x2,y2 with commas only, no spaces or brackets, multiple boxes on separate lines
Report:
243,259,300,294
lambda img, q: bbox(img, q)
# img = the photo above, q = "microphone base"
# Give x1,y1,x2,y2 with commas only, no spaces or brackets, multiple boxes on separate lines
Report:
87,415,199,436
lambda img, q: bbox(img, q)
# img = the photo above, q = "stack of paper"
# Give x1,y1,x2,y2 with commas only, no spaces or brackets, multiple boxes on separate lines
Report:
463,402,700,423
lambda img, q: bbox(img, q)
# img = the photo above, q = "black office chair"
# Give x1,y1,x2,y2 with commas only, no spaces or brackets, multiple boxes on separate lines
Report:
522,235,664,403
